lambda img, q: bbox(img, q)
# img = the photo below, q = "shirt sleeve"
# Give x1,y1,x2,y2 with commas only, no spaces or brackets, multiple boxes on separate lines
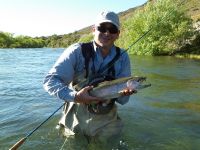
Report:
43,44,80,102
115,50,132,105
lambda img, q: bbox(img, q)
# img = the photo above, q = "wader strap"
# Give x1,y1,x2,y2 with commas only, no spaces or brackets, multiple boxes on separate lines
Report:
81,42,94,78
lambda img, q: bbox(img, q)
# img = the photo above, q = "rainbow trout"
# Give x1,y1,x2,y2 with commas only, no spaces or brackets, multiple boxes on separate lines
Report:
89,76,151,100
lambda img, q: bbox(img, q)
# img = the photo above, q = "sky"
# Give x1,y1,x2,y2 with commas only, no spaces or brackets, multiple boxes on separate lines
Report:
0,0,147,37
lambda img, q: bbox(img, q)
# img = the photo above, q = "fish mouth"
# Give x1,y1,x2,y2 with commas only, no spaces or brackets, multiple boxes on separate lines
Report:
136,77,151,89
136,77,146,82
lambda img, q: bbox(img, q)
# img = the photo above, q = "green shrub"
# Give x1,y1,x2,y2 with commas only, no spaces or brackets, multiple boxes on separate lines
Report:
117,0,194,55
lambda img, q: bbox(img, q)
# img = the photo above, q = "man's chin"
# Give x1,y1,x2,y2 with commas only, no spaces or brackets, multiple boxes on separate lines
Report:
100,41,112,48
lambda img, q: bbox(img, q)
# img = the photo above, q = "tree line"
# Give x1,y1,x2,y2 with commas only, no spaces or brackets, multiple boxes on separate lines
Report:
0,31,82,49
0,32,46,48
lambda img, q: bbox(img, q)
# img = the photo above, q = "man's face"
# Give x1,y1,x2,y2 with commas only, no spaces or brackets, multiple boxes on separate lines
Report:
93,22,120,49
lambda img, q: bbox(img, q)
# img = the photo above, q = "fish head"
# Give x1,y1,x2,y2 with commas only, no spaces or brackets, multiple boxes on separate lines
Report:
134,76,146,82
128,76,146,84
127,76,151,90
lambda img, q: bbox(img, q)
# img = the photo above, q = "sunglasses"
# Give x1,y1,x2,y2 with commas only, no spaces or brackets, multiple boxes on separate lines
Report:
97,25,118,34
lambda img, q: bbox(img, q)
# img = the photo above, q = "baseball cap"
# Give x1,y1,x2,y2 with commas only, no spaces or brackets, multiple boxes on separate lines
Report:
95,11,120,30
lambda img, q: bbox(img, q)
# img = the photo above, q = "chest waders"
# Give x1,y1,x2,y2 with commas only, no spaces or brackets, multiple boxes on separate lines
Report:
79,42,121,114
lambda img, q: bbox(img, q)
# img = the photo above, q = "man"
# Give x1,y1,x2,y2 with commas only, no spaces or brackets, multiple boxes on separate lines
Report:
43,11,135,145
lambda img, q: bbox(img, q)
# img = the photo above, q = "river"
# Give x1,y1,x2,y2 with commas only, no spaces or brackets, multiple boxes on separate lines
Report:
0,48,200,150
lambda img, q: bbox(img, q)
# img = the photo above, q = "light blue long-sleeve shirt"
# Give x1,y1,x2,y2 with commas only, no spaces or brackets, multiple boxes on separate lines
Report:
43,41,132,105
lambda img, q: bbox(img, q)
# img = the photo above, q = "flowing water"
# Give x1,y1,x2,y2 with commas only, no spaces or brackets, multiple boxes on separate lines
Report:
0,48,200,150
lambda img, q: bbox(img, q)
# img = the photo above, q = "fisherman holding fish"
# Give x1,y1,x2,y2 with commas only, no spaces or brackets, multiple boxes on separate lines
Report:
43,11,136,146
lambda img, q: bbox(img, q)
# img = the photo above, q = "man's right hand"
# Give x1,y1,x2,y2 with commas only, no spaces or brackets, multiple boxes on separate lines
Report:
74,86,102,104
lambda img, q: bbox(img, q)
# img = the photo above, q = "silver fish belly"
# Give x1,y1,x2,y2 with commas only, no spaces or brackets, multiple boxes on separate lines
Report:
89,76,151,100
